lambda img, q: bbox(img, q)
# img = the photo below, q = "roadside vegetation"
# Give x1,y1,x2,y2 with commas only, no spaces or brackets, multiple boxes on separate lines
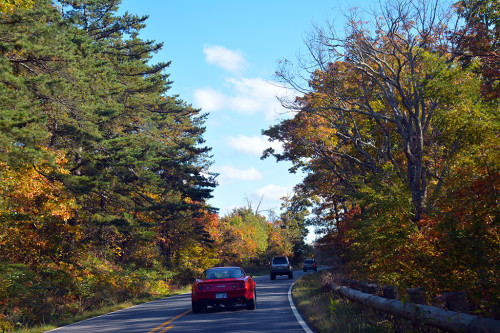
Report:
265,0,499,320
293,270,391,332
1,0,498,331
293,270,450,333
0,1,310,331
11,285,191,333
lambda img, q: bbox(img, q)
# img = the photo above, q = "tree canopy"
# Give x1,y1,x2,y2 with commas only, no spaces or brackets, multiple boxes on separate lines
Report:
263,0,499,316
0,0,218,327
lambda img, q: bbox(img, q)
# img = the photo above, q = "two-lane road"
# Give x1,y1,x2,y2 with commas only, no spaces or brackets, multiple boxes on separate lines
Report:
50,269,316,332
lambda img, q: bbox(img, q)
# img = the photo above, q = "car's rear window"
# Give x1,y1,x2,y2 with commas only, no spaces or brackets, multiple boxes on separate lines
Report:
304,259,315,264
202,268,244,279
273,257,288,264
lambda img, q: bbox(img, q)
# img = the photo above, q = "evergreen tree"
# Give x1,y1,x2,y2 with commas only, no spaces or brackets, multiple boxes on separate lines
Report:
1,0,216,268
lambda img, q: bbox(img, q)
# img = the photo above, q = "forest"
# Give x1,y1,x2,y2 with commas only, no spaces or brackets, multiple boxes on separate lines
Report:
0,0,498,330
263,0,499,320
0,0,313,330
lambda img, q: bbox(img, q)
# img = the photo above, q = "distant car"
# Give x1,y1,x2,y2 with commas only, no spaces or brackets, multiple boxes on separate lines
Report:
270,256,293,280
302,258,317,272
191,267,257,313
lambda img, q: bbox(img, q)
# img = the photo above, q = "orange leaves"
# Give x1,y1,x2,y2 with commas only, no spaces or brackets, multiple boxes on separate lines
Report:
0,159,77,223
266,223,293,258
198,210,222,241
0,150,81,268
192,207,295,267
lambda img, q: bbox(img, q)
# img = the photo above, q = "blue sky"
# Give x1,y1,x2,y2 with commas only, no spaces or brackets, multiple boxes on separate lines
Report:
118,1,368,240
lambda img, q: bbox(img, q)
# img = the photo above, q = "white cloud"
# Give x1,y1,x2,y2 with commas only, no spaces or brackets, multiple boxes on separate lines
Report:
213,165,263,185
193,88,226,111
194,77,289,121
227,135,283,156
253,184,293,205
203,45,247,74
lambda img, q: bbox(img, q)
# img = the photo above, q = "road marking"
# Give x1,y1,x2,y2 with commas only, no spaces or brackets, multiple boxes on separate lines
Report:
158,324,175,333
288,283,314,333
147,309,191,333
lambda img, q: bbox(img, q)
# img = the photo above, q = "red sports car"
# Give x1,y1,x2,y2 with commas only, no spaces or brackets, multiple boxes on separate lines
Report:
191,267,257,313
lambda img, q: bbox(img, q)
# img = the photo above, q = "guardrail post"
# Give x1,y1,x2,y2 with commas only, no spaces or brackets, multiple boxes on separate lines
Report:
443,291,470,313
382,285,398,299
348,280,359,290
366,283,379,295
406,287,426,305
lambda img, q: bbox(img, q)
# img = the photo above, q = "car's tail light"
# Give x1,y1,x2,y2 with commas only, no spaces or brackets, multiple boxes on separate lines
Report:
205,285,211,290
239,283,244,289
288,265,291,269
198,285,203,291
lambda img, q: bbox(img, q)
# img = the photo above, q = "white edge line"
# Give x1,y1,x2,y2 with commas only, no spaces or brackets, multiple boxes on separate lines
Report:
288,283,314,333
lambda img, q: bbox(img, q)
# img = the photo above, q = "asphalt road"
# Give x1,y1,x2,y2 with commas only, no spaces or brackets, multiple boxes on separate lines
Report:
49,269,316,333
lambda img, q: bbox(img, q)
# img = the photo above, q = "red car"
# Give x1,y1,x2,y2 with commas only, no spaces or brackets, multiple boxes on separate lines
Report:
191,267,257,313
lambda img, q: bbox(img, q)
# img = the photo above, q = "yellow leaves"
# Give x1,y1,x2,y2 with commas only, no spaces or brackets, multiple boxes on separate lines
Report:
0,160,77,221
0,149,83,268
0,0,34,15
152,280,170,296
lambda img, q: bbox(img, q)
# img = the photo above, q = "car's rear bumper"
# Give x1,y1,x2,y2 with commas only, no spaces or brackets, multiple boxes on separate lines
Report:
270,269,292,275
193,289,251,302
198,296,248,306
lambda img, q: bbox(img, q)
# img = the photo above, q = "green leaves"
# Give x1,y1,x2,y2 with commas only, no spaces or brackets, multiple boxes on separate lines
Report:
266,0,499,316
0,0,216,328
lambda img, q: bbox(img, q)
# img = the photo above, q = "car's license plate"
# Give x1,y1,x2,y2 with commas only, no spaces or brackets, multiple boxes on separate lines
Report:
215,293,227,299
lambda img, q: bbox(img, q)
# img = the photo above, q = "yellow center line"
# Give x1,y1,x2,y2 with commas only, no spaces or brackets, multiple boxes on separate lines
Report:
159,324,175,333
147,309,191,333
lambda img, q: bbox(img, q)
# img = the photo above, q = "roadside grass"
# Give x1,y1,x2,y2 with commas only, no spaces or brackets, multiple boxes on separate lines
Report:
292,270,394,333
243,264,269,277
11,266,266,333
12,285,191,333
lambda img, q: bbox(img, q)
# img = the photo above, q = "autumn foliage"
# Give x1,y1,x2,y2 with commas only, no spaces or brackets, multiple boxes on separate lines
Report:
1,0,498,330
0,0,309,329
264,0,499,318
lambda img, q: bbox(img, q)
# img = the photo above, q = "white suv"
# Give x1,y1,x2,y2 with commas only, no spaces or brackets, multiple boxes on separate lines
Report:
270,256,293,280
